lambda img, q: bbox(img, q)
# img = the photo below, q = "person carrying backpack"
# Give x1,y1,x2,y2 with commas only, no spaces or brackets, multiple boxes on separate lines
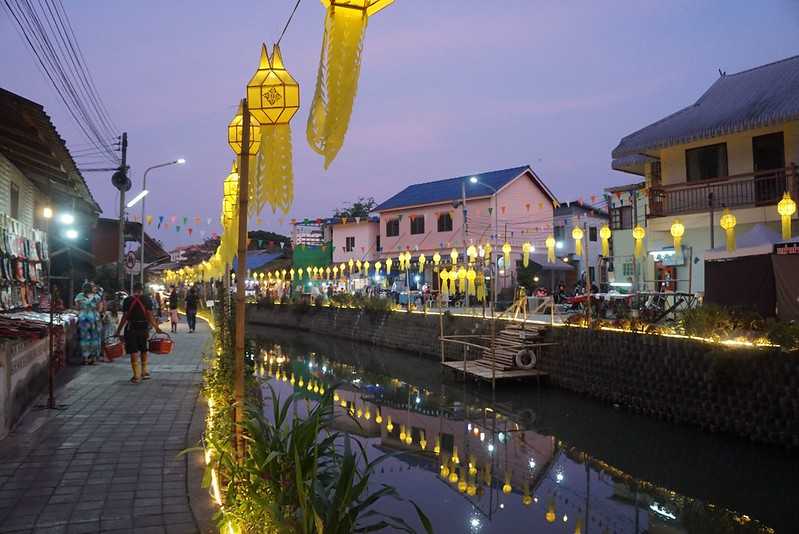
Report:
116,283,162,384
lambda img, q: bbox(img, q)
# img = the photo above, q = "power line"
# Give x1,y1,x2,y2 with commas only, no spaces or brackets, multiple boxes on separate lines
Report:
276,0,302,46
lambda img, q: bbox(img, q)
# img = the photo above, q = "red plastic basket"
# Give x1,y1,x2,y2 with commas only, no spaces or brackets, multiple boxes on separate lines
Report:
148,332,174,355
103,335,124,360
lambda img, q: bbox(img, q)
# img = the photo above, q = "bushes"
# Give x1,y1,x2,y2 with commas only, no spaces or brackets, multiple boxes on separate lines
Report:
765,320,799,351
677,304,799,351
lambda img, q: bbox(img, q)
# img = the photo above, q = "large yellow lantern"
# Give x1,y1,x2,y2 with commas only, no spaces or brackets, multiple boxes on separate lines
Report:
670,219,685,251
632,225,646,258
385,257,393,272
307,0,394,168
719,209,736,252
546,499,557,523
450,248,458,266
227,103,261,156
247,44,300,215
418,254,426,271
374,261,381,274
348,258,354,274
521,242,532,267
777,192,796,239
432,251,441,267
466,267,476,295
571,227,584,257
219,163,240,265
466,245,477,263
439,269,449,294
363,260,370,274
545,235,556,263
502,242,512,267
448,269,458,294
599,225,611,257
457,266,467,293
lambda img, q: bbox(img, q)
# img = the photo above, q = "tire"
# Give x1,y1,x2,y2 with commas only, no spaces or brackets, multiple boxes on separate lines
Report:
515,349,537,369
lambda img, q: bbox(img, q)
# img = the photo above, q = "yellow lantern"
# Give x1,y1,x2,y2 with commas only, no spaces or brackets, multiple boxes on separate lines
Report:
432,251,441,267
466,245,477,263
632,225,646,258
521,242,532,267
363,260,370,274
545,499,556,523
356,259,362,272
375,409,382,424
247,43,300,215
670,219,685,251
374,261,381,274
451,446,460,465
419,432,427,450
332,266,338,278
348,258,354,274
307,0,394,168
448,269,458,295
458,477,467,493
502,473,511,495
339,262,346,277
571,227,584,257
281,268,287,279
778,192,796,239
599,225,611,257
574,519,584,534
325,266,332,279
298,267,304,279
289,268,295,280
385,257,393,272
484,242,492,261
418,254,426,271
466,268,476,295
227,103,261,156
502,242,511,267
433,436,441,455
450,248,458,266
545,235,556,263
448,469,458,484
457,266,467,293
719,209,736,252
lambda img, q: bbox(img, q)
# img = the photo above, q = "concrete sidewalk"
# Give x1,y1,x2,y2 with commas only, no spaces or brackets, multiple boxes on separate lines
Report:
0,318,212,534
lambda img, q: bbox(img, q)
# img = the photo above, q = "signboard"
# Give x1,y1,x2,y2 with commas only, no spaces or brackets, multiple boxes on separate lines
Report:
774,242,799,255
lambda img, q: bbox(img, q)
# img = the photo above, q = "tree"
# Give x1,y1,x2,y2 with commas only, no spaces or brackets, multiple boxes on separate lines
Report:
333,196,376,219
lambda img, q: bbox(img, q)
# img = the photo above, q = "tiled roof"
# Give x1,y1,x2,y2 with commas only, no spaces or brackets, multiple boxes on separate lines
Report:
612,55,799,172
374,165,556,212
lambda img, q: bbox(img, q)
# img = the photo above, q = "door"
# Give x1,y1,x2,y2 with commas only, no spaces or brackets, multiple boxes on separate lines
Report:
655,264,676,292
752,132,785,203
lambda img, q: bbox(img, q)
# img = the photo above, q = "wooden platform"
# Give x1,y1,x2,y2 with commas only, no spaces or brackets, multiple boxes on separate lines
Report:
442,359,548,382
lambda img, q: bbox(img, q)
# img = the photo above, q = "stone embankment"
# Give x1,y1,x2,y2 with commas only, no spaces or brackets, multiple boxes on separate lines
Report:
248,305,799,447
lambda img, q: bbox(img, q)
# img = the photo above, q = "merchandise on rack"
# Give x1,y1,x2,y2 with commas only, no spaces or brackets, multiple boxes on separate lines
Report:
0,214,48,311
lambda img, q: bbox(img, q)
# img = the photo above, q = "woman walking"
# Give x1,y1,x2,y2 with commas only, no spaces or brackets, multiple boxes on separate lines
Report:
74,282,102,365
185,286,198,333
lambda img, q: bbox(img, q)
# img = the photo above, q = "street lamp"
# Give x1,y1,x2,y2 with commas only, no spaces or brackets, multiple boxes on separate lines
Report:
469,176,499,315
136,159,186,288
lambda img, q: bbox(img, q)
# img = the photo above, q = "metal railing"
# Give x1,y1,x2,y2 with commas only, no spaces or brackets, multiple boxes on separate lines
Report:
649,164,797,217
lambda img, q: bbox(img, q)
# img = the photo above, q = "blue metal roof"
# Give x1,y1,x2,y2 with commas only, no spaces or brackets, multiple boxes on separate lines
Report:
374,165,555,212
612,55,799,172
232,250,283,271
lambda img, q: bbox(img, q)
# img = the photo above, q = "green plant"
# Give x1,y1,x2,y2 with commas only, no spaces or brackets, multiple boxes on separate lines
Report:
678,304,735,340
766,319,799,351
206,385,432,533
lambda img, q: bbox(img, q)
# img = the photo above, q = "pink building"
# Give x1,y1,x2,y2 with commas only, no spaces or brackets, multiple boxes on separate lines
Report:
373,166,560,289
330,216,381,264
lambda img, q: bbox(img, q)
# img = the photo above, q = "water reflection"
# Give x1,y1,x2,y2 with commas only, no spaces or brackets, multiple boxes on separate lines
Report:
247,328,783,533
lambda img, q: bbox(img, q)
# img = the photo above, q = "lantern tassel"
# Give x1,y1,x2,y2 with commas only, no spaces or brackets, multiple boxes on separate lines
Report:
634,237,643,259
725,228,735,252
601,238,609,257
307,6,367,168
782,215,792,240
673,235,682,251
574,238,582,257
259,124,294,214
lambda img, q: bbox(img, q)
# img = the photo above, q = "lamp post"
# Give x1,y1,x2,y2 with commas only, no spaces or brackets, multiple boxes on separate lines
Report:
42,207,78,409
132,159,185,289
469,177,499,317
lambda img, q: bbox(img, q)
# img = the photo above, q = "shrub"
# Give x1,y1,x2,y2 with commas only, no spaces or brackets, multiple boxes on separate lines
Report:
678,304,735,340
362,296,394,316
766,320,799,352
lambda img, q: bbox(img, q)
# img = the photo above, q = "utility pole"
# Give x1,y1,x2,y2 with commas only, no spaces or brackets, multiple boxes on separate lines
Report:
116,132,128,292
233,100,250,460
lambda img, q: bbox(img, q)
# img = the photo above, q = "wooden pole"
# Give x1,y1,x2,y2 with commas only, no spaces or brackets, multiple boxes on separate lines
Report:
583,222,592,321
233,98,250,460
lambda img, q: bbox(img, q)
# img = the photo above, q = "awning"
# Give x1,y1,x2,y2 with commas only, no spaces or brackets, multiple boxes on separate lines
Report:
705,224,782,261
531,254,574,271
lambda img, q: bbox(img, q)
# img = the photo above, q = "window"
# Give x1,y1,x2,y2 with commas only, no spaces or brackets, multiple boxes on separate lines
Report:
376,234,381,252
589,226,597,242
345,236,355,252
10,182,19,220
410,215,425,235
622,262,634,277
437,212,453,232
554,225,565,241
386,218,399,237
610,206,633,230
686,143,728,181
589,266,595,282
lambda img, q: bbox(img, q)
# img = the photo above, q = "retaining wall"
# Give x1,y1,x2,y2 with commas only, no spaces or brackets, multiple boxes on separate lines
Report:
0,337,49,440
247,305,799,447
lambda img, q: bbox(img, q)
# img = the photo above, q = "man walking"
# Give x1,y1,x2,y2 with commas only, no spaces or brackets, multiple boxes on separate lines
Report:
185,286,198,333
116,283,162,384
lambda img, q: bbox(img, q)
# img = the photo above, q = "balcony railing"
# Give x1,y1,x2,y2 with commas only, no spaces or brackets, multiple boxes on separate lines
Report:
649,164,798,218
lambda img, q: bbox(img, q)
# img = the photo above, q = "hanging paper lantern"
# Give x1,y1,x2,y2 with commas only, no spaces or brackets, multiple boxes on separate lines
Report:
432,251,441,267
228,102,261,156
385,257,393,272
348,258,354,274
599,225,611,257
363,260,370,274
146,215,153,225
778,192,796,239
502,473,512,495
417,254,426,271
439,269,449,294
448,269,458,294
546,499,556,523
632,225,646,258
289,268,295,280
307,0,393,168
484,243,492,262
374,261,381,274
670,219,685,251
502,242,511,267
457,266,466,293
571,227,584,257
522,242,532,267
332,266,339,278
545,235,556,263
466,267,476,295
298,267,304,279
450,248,458,266
466,245,477,263
356,259,362,272
247,44,300,215
719,209,736,252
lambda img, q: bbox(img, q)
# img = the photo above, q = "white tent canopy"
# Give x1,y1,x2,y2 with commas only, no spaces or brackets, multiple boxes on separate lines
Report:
704,223,782,261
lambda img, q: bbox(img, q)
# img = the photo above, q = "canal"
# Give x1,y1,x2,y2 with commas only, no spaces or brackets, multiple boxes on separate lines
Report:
249,325,798,533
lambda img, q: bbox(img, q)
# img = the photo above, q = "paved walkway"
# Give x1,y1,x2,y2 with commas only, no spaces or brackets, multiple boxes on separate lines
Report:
0,319,211,534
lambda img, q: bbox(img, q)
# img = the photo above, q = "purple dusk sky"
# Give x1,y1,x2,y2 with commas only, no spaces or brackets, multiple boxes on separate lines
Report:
2,1,798,249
